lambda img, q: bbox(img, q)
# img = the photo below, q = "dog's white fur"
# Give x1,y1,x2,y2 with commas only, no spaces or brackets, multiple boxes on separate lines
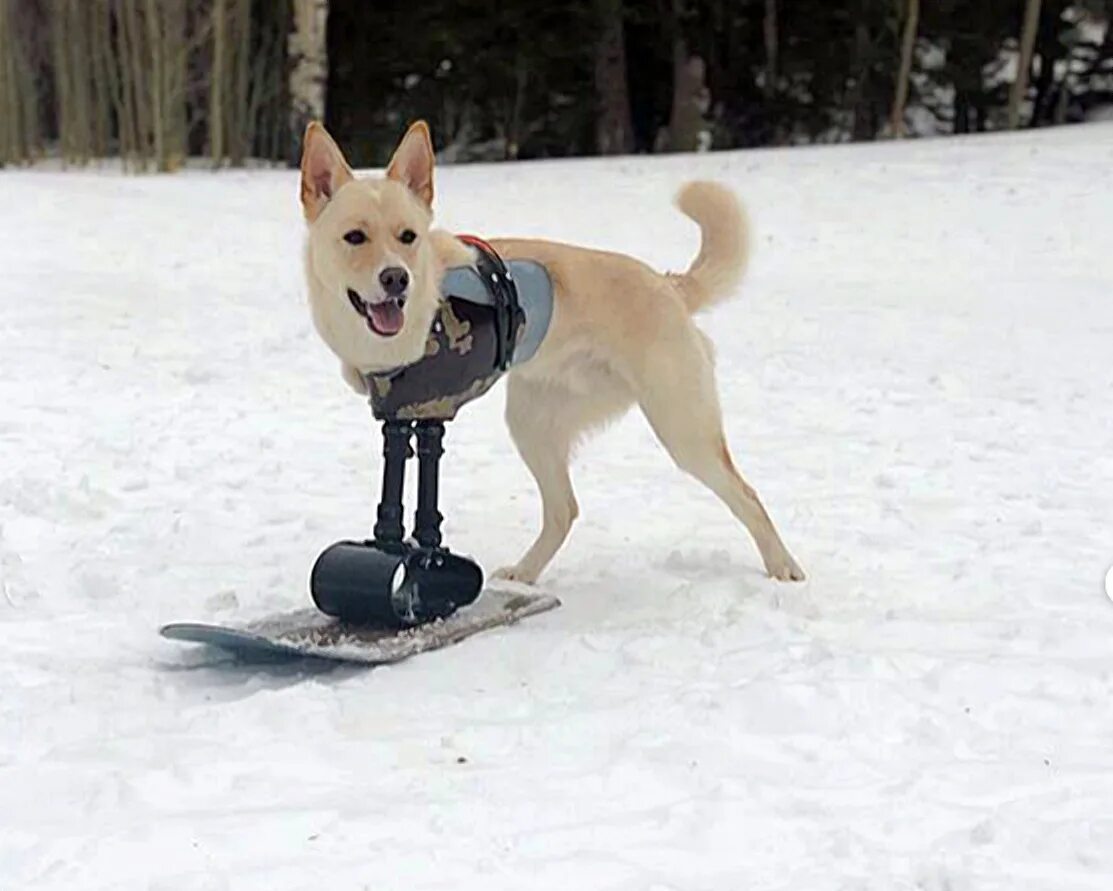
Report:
300,121,804,584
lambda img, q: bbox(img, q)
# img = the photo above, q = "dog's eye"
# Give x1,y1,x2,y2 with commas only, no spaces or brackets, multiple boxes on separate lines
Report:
343,230,367,246
398,229,417,245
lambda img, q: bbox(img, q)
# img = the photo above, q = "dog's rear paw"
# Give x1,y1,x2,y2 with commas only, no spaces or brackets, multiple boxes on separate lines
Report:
766,554,806,582
491,565,539,586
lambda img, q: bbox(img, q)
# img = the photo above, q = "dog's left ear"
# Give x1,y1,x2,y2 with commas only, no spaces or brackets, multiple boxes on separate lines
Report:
386,121,435,208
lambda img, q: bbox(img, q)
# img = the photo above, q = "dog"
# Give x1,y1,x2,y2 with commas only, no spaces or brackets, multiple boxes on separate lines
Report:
299,120,804,584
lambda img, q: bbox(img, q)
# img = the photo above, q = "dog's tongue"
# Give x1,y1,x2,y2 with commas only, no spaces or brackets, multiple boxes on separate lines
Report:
369,301,404,336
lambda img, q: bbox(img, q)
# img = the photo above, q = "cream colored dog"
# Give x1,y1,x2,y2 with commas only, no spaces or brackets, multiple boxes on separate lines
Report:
300,120,804,584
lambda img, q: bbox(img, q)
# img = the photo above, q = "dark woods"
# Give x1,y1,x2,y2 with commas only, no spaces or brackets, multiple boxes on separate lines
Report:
1,0,1111,170
328,0,1113,165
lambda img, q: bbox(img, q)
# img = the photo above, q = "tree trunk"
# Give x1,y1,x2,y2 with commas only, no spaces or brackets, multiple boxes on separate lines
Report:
954,88,970,134
167,0,188,168
503,51,529,159
594,0,633,155
889,0,919,137
116,0,140,169
665,0,709,152
0,0,15,163
144,0,166,169
88,1,113,158
848,18,876,141
121,0,153,169
289,0,329,164
1007,0,1043,129
64,0,93,162
209,0,226,165
60,0,94,164
0,0,36,164
230,0,251,165
50,0,71,162
763,0,778,99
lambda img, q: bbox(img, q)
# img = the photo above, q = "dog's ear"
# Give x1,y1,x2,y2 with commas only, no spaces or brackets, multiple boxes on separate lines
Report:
386,121,435,208
300,122,354,223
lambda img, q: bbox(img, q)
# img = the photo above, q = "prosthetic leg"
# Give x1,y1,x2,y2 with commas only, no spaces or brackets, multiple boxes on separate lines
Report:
310,419,483,628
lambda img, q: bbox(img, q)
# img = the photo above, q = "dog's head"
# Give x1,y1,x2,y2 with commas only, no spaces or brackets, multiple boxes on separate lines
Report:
299,121,468,372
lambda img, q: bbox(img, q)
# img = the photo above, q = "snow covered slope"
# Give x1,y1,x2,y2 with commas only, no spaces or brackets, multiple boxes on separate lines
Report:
2,124,1112,890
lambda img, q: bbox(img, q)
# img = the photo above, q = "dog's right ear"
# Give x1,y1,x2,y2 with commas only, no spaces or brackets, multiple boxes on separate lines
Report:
300,122,354,223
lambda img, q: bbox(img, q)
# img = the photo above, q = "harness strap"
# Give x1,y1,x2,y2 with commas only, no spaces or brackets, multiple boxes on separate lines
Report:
457,234,522,372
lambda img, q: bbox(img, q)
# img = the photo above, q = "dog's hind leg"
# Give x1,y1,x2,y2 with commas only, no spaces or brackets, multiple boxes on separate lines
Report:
631,326,804,582
494,372,631,584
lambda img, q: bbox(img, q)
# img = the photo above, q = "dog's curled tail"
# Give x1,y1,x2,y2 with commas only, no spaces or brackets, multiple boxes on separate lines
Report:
672,181,750,313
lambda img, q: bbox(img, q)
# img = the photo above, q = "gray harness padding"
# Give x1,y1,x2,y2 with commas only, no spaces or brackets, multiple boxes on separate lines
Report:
441,260,554,366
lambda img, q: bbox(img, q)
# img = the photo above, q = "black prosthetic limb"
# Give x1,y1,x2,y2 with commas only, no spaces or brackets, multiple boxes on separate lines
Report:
373,421,412,546
310,419,482,628
413,421,445,549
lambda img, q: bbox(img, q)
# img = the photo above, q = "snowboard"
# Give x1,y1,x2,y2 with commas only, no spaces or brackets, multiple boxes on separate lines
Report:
160,588,560,665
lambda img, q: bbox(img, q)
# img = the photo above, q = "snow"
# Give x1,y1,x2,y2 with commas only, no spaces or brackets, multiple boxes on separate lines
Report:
3,124,1113,890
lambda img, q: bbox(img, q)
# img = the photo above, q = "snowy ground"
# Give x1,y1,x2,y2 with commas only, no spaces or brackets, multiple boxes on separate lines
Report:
2,124,1112,890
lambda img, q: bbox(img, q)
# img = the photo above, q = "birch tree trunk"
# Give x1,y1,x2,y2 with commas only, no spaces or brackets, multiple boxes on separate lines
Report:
594,0,633,155
889,0,919,137
1007,0,1043,129
289,0,329,163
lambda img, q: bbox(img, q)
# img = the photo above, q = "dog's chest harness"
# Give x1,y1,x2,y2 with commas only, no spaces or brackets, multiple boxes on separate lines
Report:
361,237,553,421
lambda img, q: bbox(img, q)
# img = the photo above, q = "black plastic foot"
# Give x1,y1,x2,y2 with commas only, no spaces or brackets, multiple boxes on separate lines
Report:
310,541,482,627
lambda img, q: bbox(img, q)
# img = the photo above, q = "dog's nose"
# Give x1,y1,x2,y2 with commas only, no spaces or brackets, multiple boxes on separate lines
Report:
379,267,409,297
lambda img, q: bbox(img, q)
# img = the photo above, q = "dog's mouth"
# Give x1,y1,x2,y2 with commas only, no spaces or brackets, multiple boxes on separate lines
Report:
347,288,405,337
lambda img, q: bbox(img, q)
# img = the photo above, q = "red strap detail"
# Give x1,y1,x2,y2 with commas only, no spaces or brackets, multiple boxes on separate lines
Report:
457,233,496,255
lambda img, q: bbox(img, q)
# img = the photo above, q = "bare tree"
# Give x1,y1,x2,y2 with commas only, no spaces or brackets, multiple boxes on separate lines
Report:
664,0,710,152
258,1,292,160
0,0,43,164
594,0,633,155
289,0,329,163
3,0,288,172
208,0,280,167
144,0,188,171
50,0,77,162
209,0,227,165
229,0,252,165
889,0,920,137
47,0,117,165
1008,0,1044,128
118,0,155,169
89,0,115,158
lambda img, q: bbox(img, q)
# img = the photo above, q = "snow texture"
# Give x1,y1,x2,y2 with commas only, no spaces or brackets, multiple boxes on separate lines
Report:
2,124,1113,890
